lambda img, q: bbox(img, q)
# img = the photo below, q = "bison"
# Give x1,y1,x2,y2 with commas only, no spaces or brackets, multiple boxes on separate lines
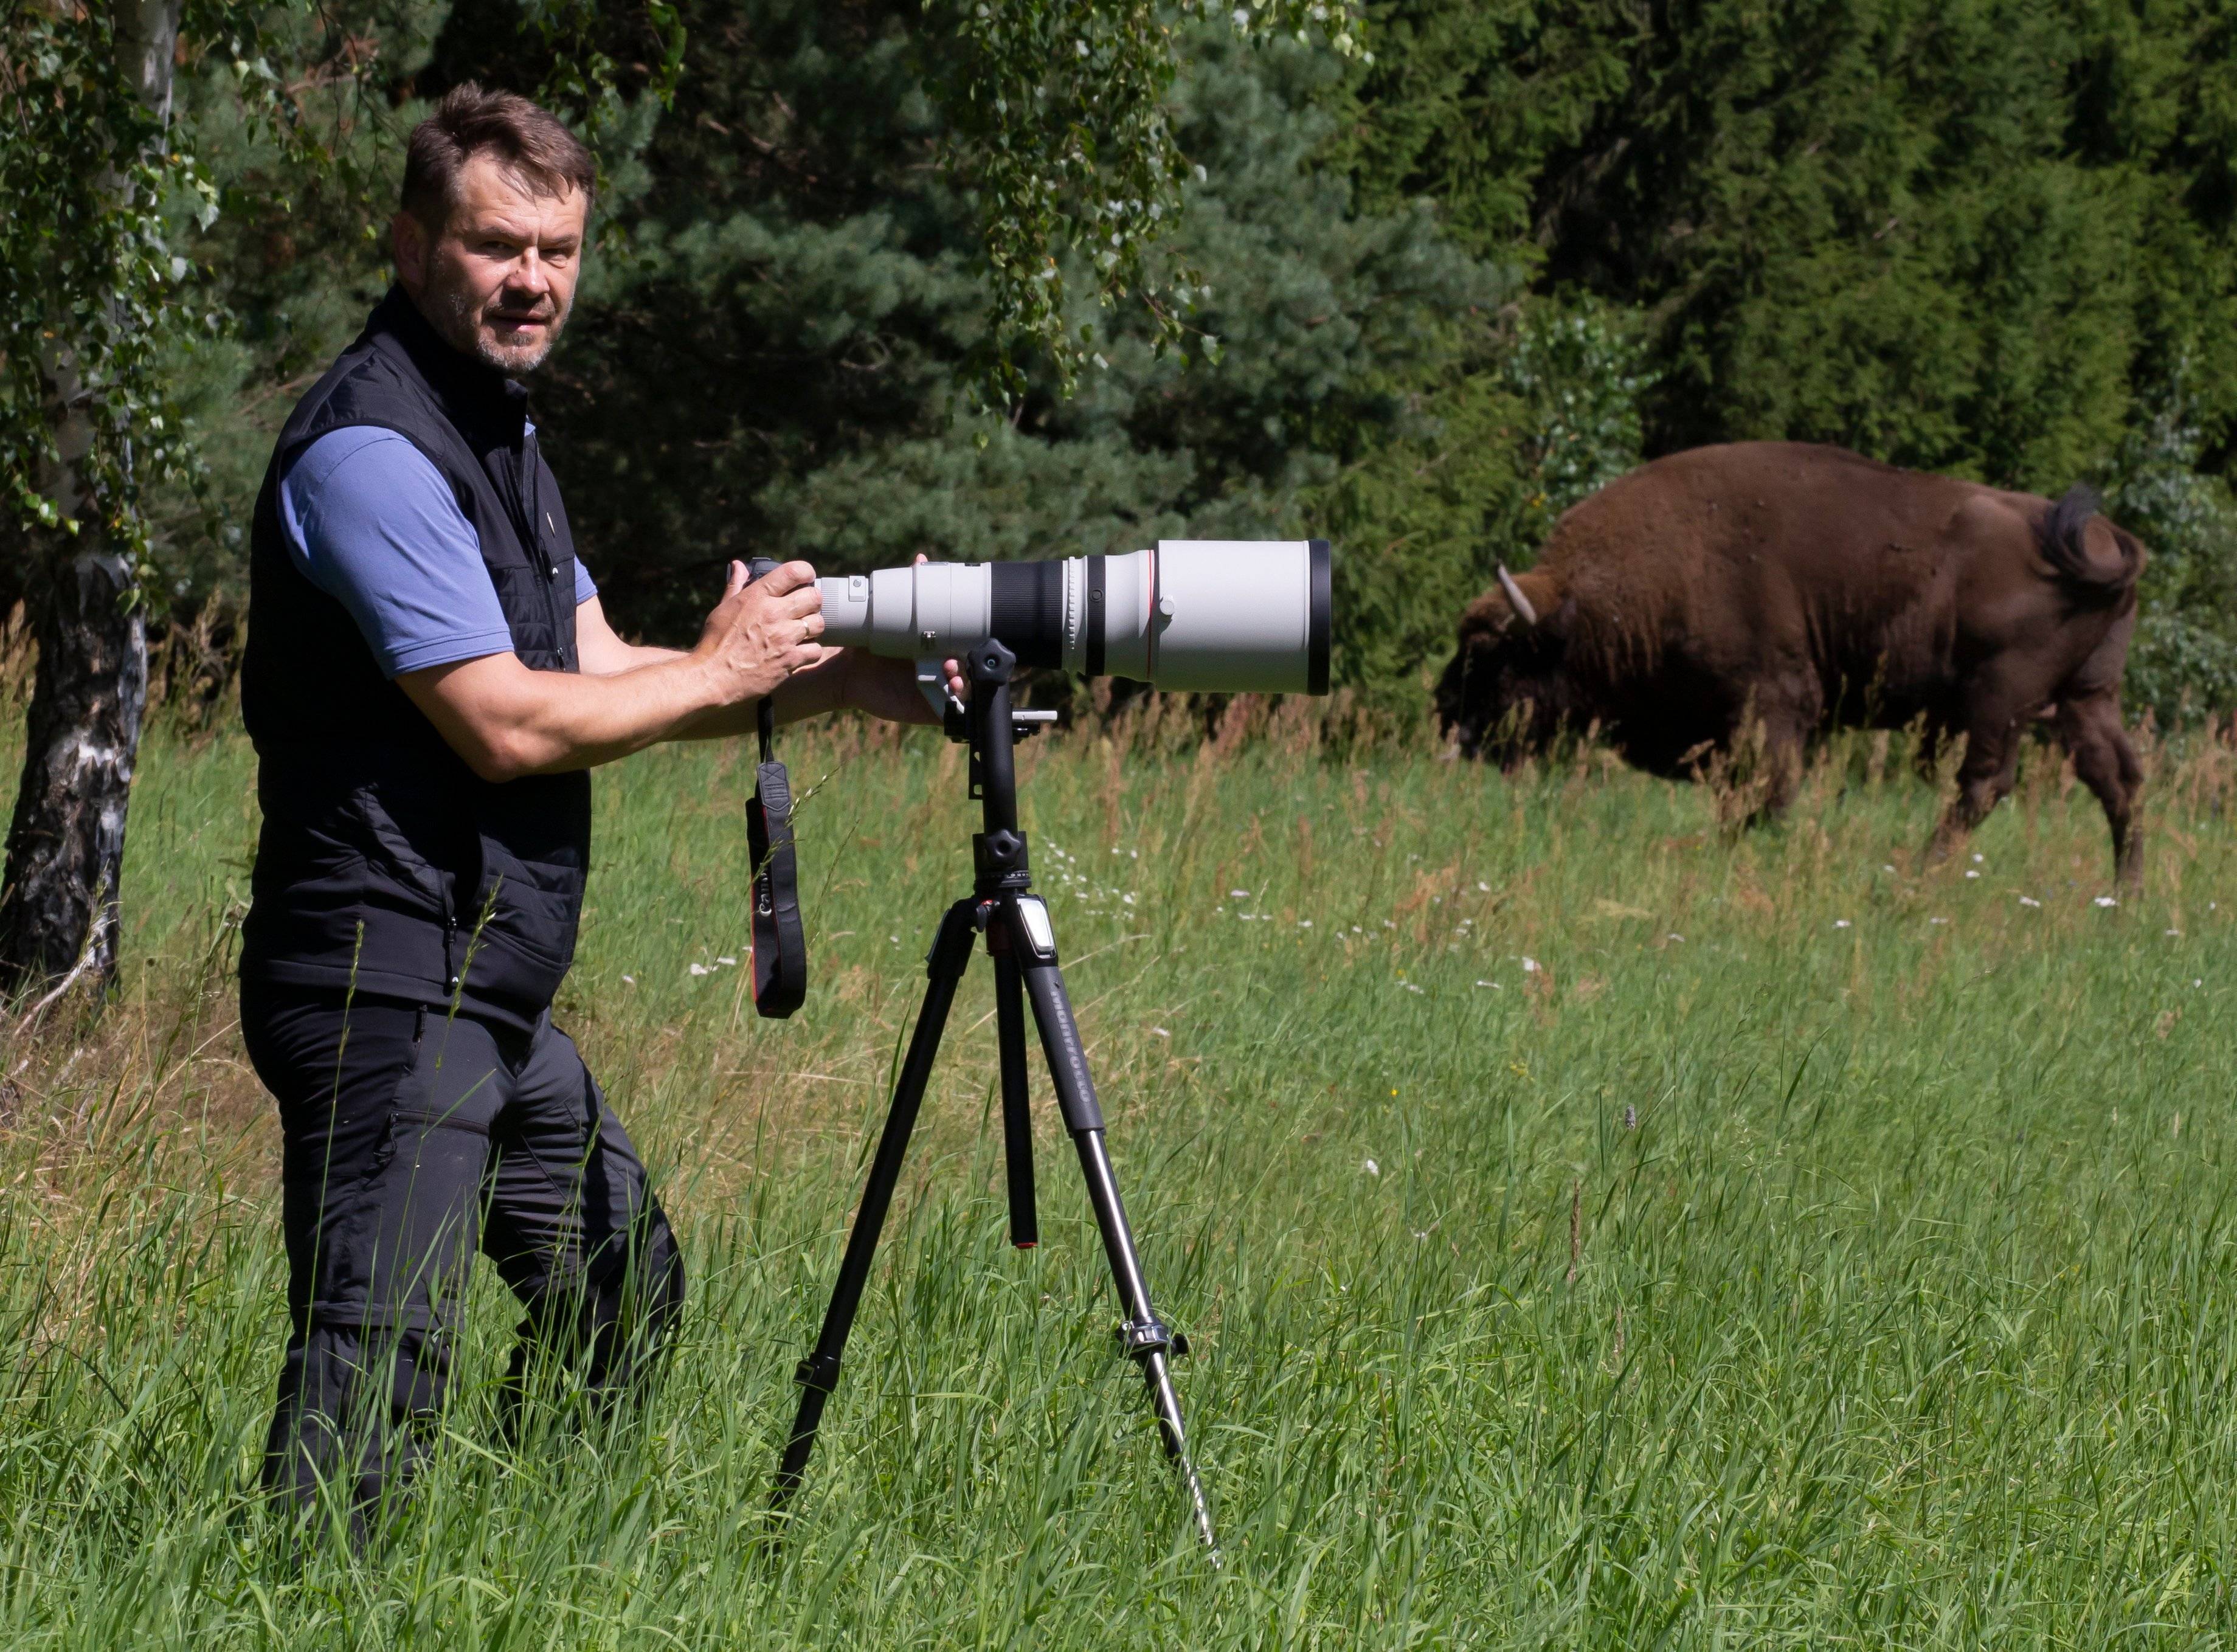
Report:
1435,442,2146,885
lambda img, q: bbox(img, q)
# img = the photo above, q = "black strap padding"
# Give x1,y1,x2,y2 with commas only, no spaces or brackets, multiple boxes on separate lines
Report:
745,558,809,1017
747,751,807,1018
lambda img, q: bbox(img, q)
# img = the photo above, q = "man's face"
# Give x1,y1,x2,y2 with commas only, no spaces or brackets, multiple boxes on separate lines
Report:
392,152,587,375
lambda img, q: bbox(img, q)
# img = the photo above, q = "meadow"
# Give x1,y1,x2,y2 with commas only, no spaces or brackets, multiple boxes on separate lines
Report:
0,699,2233,1647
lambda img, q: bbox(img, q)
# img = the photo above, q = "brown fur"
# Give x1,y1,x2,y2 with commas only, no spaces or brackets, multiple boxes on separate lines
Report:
1434,442,2146,885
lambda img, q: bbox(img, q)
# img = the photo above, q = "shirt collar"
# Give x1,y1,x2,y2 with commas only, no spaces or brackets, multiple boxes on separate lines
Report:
370,284,530,441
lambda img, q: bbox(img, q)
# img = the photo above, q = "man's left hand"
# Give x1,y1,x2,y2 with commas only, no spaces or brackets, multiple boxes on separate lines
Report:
843,650,966,725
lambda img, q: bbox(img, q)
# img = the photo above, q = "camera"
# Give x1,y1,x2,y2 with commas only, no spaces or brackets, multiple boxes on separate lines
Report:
817,540,1332,694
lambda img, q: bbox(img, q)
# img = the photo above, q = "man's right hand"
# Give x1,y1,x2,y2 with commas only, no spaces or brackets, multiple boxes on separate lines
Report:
694,558,825,705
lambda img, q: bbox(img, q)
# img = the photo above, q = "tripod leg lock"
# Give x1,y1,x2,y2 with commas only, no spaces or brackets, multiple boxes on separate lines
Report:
795,1351,843,1395
1116,1318,1189,1361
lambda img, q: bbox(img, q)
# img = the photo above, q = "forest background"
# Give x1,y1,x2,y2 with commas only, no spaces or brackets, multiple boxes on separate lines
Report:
19,0,2237,728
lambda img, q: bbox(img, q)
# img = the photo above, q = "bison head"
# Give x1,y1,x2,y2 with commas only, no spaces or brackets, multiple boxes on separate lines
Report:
1434,564,1574,762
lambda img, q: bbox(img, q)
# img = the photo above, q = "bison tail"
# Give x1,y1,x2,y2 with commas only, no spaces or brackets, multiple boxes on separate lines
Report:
2039,483,2143,590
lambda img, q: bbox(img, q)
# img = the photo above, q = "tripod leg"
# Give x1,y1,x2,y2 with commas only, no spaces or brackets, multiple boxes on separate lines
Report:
770,900,978,1522
1015,950,1222,1563
992,950,1039,1249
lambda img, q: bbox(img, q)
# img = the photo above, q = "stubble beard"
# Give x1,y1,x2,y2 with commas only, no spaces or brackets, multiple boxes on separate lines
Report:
432,268,568,376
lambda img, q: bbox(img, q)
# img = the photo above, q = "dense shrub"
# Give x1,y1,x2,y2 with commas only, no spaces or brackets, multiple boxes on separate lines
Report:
2106,371,2237,725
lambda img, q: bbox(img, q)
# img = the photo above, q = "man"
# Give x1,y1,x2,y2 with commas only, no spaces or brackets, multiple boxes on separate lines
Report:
238,83,950,1532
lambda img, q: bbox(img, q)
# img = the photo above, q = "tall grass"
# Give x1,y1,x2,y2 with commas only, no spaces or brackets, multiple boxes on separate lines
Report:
0,706,2232,1647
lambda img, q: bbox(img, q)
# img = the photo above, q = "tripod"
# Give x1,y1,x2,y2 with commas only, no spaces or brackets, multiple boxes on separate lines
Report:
769,640,1219,1560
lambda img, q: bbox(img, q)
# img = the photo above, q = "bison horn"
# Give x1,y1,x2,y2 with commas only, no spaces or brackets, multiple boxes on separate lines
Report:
1496,564,1539,628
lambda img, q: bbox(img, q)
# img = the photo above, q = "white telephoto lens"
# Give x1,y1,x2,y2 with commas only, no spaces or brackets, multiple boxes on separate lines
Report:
817,539,1330,696
818,563,994,656
1146,541,1327,694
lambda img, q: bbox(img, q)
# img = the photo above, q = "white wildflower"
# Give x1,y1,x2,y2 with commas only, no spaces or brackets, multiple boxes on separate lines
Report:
1362,1158,1380,1177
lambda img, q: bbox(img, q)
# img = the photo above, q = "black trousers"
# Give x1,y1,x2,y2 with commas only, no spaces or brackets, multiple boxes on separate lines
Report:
241,983,685,1524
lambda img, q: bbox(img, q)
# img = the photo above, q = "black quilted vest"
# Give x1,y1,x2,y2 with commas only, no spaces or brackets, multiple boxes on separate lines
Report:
240,286,590,1028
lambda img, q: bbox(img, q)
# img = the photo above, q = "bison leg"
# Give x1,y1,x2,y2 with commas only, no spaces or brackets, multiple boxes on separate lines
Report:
1746,683,1819,823
1912,722,1945,784
1927,713,2024,866
1755,724,1807,821
2054,691,2144,891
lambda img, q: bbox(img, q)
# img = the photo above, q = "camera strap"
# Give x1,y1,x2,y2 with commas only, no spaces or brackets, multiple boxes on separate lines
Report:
745,569,808,1018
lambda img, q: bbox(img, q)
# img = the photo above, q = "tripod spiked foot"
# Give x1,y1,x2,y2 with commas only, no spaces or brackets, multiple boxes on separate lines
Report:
1136,1346,1220,1566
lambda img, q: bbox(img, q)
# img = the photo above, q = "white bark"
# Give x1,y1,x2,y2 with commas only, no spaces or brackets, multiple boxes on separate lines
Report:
116,0,181,124
0,1,181,997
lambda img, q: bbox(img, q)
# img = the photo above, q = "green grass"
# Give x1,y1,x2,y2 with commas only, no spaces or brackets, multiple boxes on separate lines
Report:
1,707,2234,1647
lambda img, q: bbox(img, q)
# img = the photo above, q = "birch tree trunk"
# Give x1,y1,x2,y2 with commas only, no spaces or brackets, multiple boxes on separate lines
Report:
0,0,179,1000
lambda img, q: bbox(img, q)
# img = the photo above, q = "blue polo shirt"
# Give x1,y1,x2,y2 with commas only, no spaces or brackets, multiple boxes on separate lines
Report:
278,424,596,678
